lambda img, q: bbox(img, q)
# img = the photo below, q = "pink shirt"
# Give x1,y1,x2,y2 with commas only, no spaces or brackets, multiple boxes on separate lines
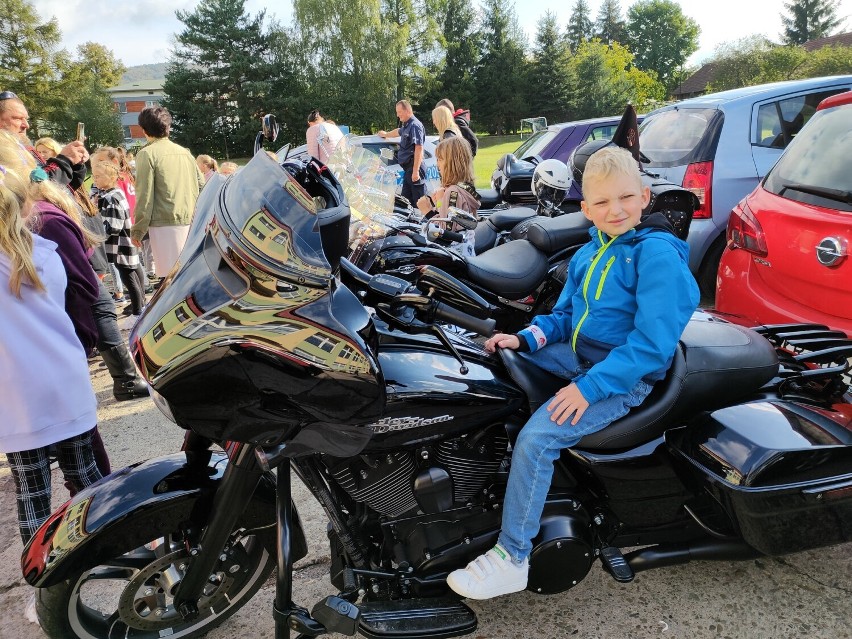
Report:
306,122,344,164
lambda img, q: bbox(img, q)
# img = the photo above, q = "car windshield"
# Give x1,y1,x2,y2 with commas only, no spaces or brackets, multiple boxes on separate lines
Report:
763,105,852,212
513,129,560,159
639,108,716,166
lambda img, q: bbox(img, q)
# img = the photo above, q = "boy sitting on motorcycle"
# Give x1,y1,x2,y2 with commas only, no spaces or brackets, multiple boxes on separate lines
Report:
447,146,699,600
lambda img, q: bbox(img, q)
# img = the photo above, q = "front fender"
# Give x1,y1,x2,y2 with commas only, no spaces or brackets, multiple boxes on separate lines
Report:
22,450,307,587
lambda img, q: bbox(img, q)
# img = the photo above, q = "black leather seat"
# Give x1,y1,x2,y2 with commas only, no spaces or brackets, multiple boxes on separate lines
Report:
478,188,503,210
486,207,538,232
526,214,593,254
464,240,548,299
499,316,780,450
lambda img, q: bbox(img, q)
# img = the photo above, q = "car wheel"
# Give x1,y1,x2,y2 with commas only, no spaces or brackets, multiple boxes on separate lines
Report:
698,237,726,301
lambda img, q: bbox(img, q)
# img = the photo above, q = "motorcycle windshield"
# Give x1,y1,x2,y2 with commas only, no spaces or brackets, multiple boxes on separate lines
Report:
130,151,385,437
326,135,407,252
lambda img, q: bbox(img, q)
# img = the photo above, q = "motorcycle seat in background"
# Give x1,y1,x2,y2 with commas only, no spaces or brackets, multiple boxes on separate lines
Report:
477,188,502,209
486,207,538,232
500,316,780,450
526,214,594,255
465,240,548,299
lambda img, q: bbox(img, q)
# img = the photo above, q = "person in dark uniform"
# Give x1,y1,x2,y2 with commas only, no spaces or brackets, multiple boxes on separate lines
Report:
378,100,425,206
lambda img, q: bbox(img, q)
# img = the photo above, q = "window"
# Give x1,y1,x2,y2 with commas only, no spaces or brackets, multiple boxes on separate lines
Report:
755,90,844,149
639,108,716,166
145,100,159,107
123,126,132,140
513,129,560,159
117,102,128,114
585,125,617,142
306,333,338,353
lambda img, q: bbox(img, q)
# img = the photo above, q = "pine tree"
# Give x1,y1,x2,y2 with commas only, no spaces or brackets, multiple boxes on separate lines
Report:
780,0,843,45
529,11,571,124
426,0,481,117
565,0,594,53
163,0,275,158
594,0,626,45
474,0,529,134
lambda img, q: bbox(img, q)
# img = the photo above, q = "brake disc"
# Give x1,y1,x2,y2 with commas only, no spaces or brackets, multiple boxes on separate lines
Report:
117,548,234,630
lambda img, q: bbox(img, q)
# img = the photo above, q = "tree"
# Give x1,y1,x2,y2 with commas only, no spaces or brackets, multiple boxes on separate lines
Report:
626,0,700,93
163,0,275,158
565,0,594,53
567,39,664,119
594,0,626,45
422,0,482,120
63,42,125,89
798,43,852,76
528,11,572,124
707,36,778,92
293,0,396,132
53,77,124,148
382,0,442,103
781,0,843,45
473,0,529,134
0,0,64,138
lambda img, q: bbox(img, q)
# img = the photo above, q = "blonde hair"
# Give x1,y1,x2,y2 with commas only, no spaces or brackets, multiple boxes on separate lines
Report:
0,131,101,249
92,160,119,188
582,146,641,191
432,106,461,138
196,154,218,173
35,137,62,158
92,145,135,185
219,161,238,175
435,136,474,186
0,165,43,296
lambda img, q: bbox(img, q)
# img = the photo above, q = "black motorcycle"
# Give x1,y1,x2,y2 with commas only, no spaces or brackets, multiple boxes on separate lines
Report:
23,148,852,639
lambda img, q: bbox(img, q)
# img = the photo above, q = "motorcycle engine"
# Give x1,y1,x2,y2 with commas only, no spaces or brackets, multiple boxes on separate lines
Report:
325,426,509,517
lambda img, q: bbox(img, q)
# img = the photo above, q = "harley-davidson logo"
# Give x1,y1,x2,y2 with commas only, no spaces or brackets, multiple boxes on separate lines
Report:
367,415,453,434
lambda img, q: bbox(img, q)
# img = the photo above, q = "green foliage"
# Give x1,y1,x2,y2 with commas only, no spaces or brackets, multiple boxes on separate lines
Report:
626,0,700,92
528,11,572,124
567,39,664,118
53,77,124,148
798,44,852,76
473,0,529,134
163,0,276,158
594,0,626,45
780,0,843,45
565,0,594,53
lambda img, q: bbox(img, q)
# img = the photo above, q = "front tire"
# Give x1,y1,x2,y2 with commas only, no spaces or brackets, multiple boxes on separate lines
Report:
36,527,274,639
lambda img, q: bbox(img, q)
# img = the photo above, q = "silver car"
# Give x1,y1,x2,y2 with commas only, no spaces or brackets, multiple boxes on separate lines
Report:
639,75,852,294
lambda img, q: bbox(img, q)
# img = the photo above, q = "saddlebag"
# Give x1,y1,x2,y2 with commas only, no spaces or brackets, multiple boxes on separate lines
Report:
669,401,852,555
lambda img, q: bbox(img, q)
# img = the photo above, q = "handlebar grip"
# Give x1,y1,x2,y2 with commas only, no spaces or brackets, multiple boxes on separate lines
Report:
440,229,465,244
433,301,496,337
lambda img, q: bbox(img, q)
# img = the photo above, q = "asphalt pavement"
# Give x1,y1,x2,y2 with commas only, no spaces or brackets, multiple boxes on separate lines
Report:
1,360,850,639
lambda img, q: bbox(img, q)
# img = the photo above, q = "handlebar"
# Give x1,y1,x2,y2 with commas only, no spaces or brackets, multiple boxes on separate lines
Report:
432,301,496,337
426,225,465,244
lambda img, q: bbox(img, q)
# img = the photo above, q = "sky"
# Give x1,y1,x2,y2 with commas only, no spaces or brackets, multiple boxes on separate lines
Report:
38,0,852,70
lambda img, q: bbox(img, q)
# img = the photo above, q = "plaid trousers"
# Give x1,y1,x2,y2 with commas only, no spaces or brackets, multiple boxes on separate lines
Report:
6,428,102,543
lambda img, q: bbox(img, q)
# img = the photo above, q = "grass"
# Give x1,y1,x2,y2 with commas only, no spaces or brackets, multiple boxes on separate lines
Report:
474,135,523,190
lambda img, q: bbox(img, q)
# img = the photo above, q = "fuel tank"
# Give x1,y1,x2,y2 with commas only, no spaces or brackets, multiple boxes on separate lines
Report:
363,235,467,280
362,329,526,450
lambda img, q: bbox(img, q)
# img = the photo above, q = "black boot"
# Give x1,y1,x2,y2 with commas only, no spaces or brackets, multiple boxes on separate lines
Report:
100,344,150,401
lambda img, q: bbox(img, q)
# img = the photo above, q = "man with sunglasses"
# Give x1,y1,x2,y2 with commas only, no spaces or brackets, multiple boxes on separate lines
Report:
0,90,88,188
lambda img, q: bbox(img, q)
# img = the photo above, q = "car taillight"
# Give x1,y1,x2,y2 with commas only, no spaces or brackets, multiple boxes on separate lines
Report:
727,199,767,257
683,161,713,219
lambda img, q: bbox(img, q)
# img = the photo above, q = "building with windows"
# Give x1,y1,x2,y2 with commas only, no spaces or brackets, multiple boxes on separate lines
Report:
106,80,165,147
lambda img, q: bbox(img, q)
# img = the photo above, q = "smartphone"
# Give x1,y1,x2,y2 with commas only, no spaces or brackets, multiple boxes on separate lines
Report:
76,122,85,141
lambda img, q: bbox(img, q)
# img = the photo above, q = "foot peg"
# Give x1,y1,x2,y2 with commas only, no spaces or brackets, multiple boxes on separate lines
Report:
311,595,360,635
359,597,477,639
600,546,634,583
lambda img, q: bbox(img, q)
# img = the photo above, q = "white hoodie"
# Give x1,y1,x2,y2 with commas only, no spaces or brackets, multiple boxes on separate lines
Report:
0,235,97,453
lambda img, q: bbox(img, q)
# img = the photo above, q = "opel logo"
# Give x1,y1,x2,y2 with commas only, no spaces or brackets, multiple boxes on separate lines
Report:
815,237,846,267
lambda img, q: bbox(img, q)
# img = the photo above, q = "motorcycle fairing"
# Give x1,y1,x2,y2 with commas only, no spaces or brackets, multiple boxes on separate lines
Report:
21,451,306,588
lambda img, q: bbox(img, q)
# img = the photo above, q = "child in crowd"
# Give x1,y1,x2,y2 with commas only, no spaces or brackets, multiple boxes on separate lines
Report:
92,161,145,318
416,135,480,231
0,163,103,547
447,147,699,600
196,154,218,182
219,161,238,176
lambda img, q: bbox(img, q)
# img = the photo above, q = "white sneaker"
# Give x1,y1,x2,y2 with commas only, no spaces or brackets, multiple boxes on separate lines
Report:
447,544,529,600
25,591,39,625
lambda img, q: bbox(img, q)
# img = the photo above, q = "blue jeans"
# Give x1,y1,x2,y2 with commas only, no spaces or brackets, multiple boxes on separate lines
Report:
497,342,653,563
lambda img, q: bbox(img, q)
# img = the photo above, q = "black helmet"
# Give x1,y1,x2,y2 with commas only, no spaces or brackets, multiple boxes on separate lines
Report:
568,139,613,188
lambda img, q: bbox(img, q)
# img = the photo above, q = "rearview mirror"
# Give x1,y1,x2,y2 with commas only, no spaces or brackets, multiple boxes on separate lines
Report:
262,114,280,142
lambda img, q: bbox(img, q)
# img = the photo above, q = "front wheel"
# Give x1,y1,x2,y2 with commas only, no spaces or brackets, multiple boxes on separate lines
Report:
36,528,274,639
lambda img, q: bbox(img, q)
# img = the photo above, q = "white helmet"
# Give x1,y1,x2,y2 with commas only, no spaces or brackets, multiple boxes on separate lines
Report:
532,159,571,211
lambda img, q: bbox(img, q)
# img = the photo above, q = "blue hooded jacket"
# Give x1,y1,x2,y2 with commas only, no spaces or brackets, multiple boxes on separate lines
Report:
517,218,699,404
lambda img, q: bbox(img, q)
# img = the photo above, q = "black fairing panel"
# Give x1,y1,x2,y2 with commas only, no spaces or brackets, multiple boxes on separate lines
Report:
670,401,852,555
363,333,525,450
21,452,304,588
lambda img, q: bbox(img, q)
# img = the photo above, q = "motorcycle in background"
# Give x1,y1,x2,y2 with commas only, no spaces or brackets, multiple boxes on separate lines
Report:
22,116,852,639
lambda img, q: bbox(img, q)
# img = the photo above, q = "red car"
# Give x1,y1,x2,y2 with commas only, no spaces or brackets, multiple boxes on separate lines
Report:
715,90,852,336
